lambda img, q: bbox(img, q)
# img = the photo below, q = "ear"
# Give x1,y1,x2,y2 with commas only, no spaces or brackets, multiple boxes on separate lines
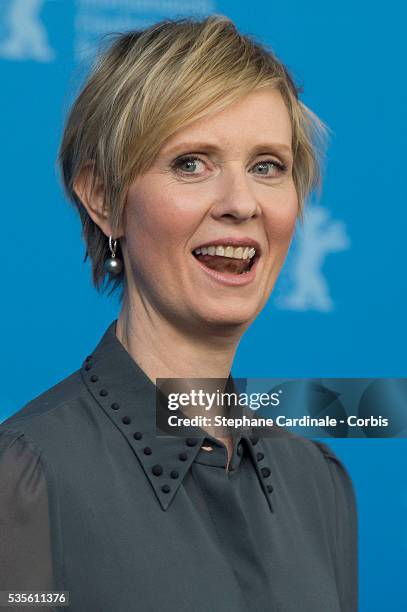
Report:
73,162,121,238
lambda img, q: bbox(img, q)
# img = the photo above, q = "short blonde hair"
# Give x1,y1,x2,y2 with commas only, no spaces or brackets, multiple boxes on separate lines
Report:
57,14,329,298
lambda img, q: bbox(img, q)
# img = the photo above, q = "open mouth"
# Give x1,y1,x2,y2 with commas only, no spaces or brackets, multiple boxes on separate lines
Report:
192,244,259,275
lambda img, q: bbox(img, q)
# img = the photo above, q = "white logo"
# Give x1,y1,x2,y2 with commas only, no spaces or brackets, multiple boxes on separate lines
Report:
0,0,55,62
278,205,350,312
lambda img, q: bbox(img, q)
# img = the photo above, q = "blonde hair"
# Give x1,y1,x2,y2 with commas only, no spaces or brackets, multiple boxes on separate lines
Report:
57,14,329,298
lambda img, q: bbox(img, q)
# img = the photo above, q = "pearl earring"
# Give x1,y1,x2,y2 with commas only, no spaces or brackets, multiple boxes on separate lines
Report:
104,235,123,276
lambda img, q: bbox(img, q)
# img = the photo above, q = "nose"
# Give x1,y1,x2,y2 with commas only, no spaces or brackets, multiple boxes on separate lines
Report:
210,163,261,222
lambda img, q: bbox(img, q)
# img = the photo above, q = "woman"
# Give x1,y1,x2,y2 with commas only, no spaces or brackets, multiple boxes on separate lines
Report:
0,15,357,612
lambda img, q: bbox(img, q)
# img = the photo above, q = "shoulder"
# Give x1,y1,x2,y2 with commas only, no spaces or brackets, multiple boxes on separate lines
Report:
0,429,53,543
0,366,94,501
310,439,358,532
261,432,357,510
310,439,356,485
2,368,86,427
0,427,45,485
308,439,357,509
0,367,93,461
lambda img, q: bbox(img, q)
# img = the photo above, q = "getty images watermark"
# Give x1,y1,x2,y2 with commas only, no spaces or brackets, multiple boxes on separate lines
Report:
155,378,407,439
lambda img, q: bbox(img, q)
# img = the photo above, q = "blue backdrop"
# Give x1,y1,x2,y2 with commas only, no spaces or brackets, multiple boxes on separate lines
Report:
1,1,406,609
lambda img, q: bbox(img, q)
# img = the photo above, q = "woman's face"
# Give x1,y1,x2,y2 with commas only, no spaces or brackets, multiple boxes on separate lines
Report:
122,88,298,331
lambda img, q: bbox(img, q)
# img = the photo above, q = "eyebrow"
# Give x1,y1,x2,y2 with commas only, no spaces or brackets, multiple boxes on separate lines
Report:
162,141,293,160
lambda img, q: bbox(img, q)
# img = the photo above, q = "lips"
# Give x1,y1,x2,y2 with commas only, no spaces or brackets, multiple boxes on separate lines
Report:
192,249,260,287
189,240,261,289
195,253,253,274
192,237,261,256
191,237,261,276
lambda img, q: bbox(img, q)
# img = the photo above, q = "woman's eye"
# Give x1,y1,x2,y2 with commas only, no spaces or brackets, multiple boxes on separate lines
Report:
172,156,205,175
252,160,287,177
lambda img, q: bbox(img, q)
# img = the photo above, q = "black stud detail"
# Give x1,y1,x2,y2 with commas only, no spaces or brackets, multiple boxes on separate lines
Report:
90,375,98,383
261,467,271,478
178,452,188,462
152,464,163,476
250,434,259,445
99,389,108,397
161,484,171,493
111,403,120,410
170,470,179,479
143,447,152,455
133,431,142,440
266,484,274,493
85,363,92,371
122,416,131,425
256,452,264,461
237,444,243,456
186,438,198,447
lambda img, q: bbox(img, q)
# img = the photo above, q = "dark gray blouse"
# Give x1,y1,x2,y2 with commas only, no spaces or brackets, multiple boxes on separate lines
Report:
0,320,358,612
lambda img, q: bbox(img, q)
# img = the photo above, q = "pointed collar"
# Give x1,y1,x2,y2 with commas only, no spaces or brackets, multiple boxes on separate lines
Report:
80,320,275,511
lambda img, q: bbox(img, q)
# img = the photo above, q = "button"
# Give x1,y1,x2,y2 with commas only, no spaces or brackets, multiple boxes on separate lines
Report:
85,363,92,371
161,484,171,493
249,434,259,445
266,484,274,493
237,444,243,456
90,375,98,383
143,447,152,455
256,452,264,461
111,403,120,410
99,389,108,397
152,464,163,476
186,438,198,447
85,355,93,362
170,470,179,479
122,416,131,425
133,431,142,440
261,467,271,478
178,452,188,461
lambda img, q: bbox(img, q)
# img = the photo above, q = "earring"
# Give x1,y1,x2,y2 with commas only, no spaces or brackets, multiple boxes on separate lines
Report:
104,235,123,276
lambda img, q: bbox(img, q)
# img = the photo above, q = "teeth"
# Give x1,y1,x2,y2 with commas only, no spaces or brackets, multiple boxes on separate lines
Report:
193,244,257,260
234,247,243,258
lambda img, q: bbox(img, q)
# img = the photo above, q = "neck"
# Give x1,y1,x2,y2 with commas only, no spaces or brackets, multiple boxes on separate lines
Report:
115,294,242,384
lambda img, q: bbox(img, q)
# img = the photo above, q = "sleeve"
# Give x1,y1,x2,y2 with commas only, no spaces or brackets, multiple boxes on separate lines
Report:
312,440,358,612
0,429,58,611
